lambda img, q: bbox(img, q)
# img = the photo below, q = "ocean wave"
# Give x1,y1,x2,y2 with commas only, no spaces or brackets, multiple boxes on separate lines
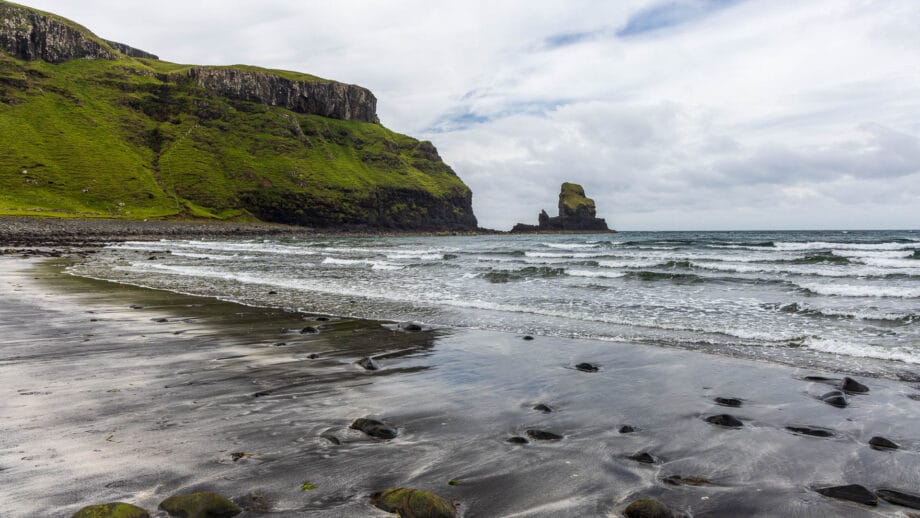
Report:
321,257,402,270
803,338,920,364
799,283,920,298
763,302,918,324
566,270,627,279
525,251,612,259
624,271,706,283
542,242,600,249
481,266,566,283
774,241,917,251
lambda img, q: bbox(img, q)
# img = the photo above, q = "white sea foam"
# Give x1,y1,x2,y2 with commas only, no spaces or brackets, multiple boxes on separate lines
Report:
804,338,920,364
321,257,402,270
566,270,627,279
774,241,916,251
798,283,920,298
542,242,599,249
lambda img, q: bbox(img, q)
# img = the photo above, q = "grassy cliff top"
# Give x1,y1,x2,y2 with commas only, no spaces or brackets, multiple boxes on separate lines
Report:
559,182,595,212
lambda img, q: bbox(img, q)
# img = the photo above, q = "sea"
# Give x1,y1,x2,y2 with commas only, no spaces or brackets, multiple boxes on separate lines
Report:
69,230,920,380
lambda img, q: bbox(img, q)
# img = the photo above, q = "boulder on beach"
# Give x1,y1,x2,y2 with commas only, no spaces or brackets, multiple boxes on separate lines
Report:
158,492,242,518
72,502,150,518
841,377,869,393
876,489,920,510
356,357,380,371
370,487,457,518
714,397,742,407
705,414,743,428
869,436,899,451
575,362,599,372
815,484,878,506
786,426,834,438
624,498,672,518
628,452,658,464
526,429,563,441
820,390,848,408
300,326,319,334
351,417,398,439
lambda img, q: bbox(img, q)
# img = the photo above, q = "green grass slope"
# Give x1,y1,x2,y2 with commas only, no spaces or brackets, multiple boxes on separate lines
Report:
0,4,476,229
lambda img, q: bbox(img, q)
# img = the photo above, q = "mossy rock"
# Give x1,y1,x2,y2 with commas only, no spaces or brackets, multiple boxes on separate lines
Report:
370,487,457,518
624,498,672,518
158,492,241,518
71,502,150,518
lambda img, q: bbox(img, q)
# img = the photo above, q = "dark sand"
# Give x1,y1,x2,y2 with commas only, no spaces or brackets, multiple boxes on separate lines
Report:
2,255,920,517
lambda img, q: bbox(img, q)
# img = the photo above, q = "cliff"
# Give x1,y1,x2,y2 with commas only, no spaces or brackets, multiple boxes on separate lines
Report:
0,1,476,230
512,183,611,233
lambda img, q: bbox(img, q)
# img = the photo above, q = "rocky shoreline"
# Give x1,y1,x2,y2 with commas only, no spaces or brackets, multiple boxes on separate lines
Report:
0,216,499,248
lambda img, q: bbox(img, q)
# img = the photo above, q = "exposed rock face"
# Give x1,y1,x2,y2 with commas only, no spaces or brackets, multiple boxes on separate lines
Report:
512,183,611,232
178,67,378,123
104,39,158,60
0,3,117,63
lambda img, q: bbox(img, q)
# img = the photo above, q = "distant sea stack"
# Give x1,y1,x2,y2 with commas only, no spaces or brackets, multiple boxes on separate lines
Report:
512,183,612,233
0,1,477,231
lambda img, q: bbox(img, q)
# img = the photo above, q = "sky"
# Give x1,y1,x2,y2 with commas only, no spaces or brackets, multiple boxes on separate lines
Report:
17,0,920,230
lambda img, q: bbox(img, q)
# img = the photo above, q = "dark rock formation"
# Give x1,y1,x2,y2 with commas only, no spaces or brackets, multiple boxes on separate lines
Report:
663,475,711,486
624,498,673,518
815,484,878,506
506,436,529,444
512,183,611,233
350,417,398,439
356,357,380,371
532,403,553,413
841,377,869,394
786,426,834,438
159,492,242,518
821,390,848,408
619,425,636,434
526,429,563,441
629,452,658,464
104,40,158,59
869,436,899,451
72,503,150,518
714,397,743,407
575,362,599,372
370,488,457,518
176,67,378,123
0,3,117,63
877,489,920,510
705,414,743,428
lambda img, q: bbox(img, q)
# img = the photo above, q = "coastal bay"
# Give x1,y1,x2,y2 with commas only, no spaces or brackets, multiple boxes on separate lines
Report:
2,250,919,516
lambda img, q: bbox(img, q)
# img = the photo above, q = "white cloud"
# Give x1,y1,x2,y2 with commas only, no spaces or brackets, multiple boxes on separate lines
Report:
17,0,920,229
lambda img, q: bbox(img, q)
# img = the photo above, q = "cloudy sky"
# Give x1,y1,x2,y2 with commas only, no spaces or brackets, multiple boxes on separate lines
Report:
20,0,920,230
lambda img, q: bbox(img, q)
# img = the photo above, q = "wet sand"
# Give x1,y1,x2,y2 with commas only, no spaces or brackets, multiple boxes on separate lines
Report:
2,255,920,517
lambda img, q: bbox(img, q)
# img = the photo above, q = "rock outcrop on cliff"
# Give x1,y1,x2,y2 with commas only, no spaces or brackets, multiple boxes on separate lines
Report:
0,1,477,230
512,183,611,232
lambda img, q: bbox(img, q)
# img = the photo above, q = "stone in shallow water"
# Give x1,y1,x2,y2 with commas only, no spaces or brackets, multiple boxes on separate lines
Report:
619,425,636,434
821,390,848,408
705,414,743,428
398,321,423,331
624,498,672,518
526,429,563,441
370,488,456,518
356,357,380,371
786,426,834,438
532,403,553,413
841,377,869,393
663,475,711,486
877,489,920,510
72,502,150,518
300,326,319,334
159,492,242,518
628,452,657,464
815,485,878,506
350,417,398,440
869,436,899,451
506,436,529,444
522,335,534,340
714,397,742,407
574,362,599,372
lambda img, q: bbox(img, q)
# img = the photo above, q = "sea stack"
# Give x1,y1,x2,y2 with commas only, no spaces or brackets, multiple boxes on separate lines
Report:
512,183,612,232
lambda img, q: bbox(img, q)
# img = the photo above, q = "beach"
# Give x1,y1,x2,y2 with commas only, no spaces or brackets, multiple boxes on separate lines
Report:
2,247,920,517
